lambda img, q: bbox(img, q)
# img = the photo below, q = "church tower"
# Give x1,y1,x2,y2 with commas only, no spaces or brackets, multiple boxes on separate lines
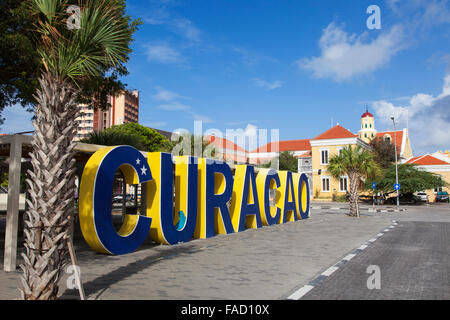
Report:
358,108,377,144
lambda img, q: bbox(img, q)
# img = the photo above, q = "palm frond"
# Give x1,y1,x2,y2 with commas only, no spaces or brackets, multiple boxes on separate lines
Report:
30,0,135,84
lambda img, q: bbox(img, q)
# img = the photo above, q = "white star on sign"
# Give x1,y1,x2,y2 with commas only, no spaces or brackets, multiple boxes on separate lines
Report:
136,158,141,165
140,166,147,176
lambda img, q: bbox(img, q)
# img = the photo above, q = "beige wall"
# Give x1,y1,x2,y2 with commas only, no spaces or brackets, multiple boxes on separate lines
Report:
113,94,126,126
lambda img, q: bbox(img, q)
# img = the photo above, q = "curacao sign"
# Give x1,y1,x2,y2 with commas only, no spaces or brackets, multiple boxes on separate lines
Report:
79,145,310,255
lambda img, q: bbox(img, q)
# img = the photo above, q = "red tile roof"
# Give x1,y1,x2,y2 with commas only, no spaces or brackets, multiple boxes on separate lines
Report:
250,139,311,153
296,150,312,158
406,156,421,163
312,125,357,140
205,135,248,154
406,155,449,166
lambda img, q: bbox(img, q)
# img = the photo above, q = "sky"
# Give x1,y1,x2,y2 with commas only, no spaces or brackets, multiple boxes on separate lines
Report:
1,0,450,155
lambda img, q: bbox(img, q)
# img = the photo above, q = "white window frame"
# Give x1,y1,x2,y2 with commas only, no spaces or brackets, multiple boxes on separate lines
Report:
321,176,330,192
339,176,348,192
320,148,329,165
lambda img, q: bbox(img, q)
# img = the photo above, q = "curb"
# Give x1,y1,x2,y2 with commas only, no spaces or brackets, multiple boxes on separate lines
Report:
311,205,406,213
287,220,399,300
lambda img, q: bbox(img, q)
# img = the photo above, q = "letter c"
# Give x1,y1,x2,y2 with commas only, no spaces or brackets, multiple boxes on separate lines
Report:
79,146,152,255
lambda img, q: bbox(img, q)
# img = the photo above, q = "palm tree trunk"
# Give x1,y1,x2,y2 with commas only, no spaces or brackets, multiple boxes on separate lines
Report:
20,72,79,300
348,172,360,217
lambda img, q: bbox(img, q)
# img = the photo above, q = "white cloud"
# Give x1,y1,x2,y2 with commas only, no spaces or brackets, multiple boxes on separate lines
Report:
171,18,201,42
297,23,406,82
388,0,450,29
371,73,450,154
191,113,213,124
145,43,185,64
157,102,191,111
153,86,185,101
252,78,283,91
440,74,450,97
156,101,213,123
231,46,278,68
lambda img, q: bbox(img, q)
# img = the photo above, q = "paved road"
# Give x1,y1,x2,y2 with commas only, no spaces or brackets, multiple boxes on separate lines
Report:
0,203,448,300
300,220,450,299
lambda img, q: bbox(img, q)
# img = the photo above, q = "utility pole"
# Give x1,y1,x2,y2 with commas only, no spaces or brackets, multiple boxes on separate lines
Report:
390,116,399,208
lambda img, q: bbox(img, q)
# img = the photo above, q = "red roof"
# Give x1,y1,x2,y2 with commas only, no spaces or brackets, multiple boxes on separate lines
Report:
312,125,357,140
361,111,374,118
250,139,311,153
205,135,248,154
406,155,449,166
296,150,312,158
406,156,421,163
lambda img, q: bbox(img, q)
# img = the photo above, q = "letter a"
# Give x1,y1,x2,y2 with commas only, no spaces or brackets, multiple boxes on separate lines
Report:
366,5,381,30
366,265,381,289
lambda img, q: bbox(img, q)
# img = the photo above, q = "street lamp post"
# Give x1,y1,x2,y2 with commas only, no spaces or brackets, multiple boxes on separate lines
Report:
390,116,400,207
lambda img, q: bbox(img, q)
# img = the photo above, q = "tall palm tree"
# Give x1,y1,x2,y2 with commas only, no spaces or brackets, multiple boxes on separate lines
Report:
328,145,381,217
20,0,138,300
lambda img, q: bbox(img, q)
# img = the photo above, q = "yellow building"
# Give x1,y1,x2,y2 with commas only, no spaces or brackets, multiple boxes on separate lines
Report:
310,124,370,200
249,110,413,201
310,110,412,201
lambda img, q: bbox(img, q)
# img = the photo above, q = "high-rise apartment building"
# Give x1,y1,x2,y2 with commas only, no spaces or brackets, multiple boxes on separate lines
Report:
75,89,139,140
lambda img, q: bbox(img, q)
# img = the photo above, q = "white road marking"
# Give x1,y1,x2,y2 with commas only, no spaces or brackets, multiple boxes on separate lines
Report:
343,253,356,261
376,233,384,237
368,238,377,242
358,244,368,250
321,266,339,277
287,285,314,300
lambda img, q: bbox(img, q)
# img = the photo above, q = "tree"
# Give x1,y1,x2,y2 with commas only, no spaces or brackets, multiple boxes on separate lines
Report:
104,123,173,152
0,0,132,127
328,145,381,217
260,151,298,171
364,163,448,195
279,151,298,172
80,130,144,150
171,133,217,158
0,0,40,124
369,136,396,169
21,0,140,300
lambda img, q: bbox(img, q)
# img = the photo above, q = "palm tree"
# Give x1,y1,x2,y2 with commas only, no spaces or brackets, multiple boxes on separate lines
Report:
20,0,138,300
328,145,381,217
